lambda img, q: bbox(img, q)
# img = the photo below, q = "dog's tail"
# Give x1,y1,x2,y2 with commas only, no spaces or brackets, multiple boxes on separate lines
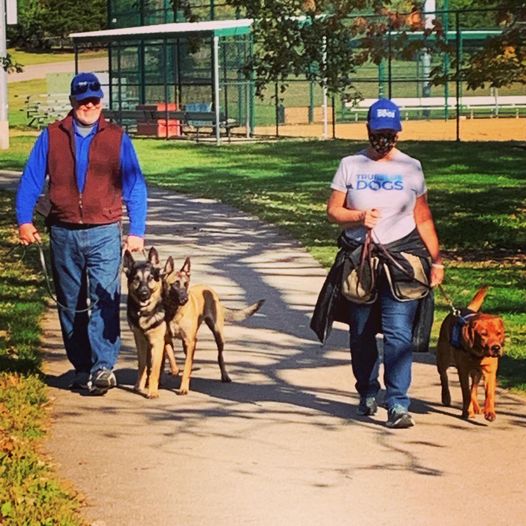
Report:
224,299,265,322
467,285,489,312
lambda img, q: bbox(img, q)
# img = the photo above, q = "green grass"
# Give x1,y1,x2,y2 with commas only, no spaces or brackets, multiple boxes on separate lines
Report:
133,138,526,391
0,136,525,391
0,191,85,525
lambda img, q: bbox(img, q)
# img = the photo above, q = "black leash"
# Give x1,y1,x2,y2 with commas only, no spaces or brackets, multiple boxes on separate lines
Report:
34,241,93,313
437,284,461,316
22,242,144,314
6,241,97,313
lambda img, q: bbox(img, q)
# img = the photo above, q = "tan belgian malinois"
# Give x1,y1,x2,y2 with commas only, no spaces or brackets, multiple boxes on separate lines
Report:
123,247,177,399
162,256,265,395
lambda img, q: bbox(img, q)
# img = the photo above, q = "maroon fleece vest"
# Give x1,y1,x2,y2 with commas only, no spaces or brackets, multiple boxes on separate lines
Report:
47,112,124,225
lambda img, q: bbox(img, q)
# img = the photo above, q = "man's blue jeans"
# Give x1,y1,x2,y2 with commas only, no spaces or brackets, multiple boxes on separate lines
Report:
348,274,419,412
50,223,121,375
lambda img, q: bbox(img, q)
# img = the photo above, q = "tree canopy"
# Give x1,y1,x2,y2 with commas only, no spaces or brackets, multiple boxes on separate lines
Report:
4,0,524,91
7,0,106,50
457,1,526,89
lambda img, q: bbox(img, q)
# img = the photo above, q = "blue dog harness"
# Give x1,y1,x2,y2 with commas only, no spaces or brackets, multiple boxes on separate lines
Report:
450,309,478,348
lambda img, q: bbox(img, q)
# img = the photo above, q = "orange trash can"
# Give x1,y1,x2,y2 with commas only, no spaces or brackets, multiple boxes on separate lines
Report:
137,103,181,137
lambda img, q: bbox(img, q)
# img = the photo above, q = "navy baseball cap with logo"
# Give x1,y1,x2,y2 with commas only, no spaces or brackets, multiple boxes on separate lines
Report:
367,98,402,132
70,72,104,101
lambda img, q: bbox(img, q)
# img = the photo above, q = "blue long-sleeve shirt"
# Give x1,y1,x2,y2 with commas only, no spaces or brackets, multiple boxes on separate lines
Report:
16,122,147,236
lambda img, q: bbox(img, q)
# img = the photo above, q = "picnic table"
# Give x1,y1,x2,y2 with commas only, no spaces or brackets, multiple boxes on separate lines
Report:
25,94,71,128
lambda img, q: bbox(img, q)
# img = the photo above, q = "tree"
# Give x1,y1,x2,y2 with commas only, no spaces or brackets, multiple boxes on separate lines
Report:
7,0,106,50
42,0,106,46
458,1,526,89
163,1,526,95
6,0,48,50
165,1,445,99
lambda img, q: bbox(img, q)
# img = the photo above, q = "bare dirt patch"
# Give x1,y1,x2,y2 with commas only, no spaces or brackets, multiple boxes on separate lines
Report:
256,117,526,142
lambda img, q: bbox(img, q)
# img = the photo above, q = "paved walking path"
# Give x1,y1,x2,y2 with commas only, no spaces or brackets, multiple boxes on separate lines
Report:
8,58,107,83
1,170,526,526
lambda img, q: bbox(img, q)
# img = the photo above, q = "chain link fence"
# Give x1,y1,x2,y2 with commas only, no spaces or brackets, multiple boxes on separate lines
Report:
68,6,526,141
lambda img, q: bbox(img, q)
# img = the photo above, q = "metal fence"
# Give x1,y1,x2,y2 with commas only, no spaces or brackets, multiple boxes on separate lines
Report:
31,6,523,142
252,9,525,141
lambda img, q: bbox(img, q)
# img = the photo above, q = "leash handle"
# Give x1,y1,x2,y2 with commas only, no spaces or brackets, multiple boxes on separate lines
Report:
357,230,374,288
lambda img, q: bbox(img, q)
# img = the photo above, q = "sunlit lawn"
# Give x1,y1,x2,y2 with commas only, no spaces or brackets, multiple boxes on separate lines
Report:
1,136,525,390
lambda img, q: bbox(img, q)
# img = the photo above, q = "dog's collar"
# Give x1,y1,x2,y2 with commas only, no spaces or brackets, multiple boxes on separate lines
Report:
450,309,478,349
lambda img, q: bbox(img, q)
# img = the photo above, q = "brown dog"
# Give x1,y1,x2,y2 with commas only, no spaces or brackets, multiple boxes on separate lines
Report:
162,256,264,395
436,286,506,421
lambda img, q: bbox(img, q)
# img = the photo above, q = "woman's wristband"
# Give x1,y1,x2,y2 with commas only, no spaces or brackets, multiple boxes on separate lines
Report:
431,263,445,269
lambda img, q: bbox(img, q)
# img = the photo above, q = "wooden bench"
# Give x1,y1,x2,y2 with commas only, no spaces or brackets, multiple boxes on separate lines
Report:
103,108,239,141
343,96,526,121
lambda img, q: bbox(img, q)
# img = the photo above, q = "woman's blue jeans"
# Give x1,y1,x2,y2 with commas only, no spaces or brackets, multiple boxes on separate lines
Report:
348,274,419,412
50,223,121,375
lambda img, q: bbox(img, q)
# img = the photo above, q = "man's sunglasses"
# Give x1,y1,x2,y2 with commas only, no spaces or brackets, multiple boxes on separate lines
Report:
72,81,101,96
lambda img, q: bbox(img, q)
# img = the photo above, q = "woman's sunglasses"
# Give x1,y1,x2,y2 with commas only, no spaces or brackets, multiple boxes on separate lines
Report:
72,81,101,96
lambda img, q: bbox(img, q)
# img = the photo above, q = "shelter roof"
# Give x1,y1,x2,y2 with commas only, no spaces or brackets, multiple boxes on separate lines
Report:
70,18,253,43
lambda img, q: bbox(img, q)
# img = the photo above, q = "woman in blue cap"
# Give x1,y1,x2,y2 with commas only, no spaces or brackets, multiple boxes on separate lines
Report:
325,98,444,428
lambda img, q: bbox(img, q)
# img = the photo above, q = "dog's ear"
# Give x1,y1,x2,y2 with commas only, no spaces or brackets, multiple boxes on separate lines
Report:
462,323,476,349
163,256,175,276
148,247,160,267
181,257,191,275
122,250,135,277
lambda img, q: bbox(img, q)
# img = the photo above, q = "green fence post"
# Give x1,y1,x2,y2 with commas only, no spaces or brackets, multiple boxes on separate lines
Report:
455,10,460,142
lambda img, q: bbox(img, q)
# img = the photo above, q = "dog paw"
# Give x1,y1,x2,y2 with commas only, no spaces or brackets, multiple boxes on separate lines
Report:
146,391,160,399
484,411,496,422
221,375,232,383
441,389,451,407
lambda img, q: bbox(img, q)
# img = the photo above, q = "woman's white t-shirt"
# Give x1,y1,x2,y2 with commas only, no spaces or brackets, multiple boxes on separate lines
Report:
331,149,427,244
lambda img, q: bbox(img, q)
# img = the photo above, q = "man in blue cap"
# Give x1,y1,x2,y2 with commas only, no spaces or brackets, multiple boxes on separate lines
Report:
325,98,444,428
16,72,147,395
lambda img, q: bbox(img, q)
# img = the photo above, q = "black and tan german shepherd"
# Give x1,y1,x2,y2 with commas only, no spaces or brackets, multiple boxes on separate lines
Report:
163,256,265,395
123,247,178,399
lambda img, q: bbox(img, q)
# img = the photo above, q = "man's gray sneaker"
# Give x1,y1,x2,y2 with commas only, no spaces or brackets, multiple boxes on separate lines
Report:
357,396,378,416
88,368,117,395
386,409,415,429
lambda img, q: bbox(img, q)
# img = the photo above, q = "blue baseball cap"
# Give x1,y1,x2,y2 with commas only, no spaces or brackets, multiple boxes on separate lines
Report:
367,99,402,132
70,72,104,101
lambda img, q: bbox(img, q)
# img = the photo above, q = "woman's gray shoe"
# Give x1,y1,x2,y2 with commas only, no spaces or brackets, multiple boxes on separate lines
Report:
357,396,378,416
386,409,415,428
69,371,89,390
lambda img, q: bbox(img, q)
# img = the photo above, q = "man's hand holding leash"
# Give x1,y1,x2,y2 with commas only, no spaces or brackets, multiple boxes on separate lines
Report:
124,235,144,252
18,223,41,245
